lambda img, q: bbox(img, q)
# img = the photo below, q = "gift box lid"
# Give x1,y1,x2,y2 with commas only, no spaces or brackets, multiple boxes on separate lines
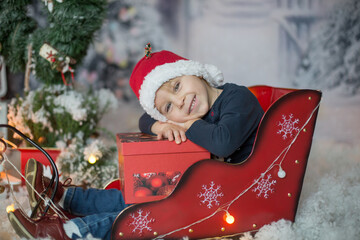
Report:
116,133,208,155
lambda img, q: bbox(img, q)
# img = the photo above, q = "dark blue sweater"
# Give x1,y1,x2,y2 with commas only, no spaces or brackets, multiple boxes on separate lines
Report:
139,83,264,163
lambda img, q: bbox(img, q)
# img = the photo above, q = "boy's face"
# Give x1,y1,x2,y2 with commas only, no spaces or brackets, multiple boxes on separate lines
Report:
154,75,213,123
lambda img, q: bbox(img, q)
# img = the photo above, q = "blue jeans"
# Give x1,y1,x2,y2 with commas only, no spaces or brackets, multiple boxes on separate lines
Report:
63,187,131,240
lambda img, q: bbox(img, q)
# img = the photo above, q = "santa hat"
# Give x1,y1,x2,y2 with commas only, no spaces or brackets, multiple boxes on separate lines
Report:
130,44,224,122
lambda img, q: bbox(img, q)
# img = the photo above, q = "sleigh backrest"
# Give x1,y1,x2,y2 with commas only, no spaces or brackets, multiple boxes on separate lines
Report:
249,85,296,111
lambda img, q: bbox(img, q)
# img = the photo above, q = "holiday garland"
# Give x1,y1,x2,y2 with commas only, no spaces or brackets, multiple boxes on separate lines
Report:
0,0,106,84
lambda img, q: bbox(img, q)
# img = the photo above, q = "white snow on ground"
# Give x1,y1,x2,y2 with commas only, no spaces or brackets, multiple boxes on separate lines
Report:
1,88,359,239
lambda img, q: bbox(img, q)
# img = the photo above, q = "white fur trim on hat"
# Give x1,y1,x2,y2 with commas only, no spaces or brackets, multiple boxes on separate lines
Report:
139,59,224,122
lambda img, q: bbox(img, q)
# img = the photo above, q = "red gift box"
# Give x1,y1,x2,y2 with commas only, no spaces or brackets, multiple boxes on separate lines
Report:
116,133,210,204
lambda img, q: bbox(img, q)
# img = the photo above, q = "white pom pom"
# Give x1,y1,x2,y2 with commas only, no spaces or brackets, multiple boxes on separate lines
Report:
278,167,286,178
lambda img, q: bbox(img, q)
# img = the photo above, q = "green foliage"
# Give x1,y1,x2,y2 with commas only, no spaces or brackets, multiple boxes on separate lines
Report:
0,0,36,72
57,138,119,188
0,0,106,84
7,85,118,147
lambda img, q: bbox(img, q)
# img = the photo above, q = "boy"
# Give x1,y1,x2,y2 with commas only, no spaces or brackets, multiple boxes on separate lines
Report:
134,49,264,163
8,47,263,239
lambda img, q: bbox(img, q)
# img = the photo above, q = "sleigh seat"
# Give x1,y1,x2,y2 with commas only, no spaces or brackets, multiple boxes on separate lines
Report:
108,85,321,239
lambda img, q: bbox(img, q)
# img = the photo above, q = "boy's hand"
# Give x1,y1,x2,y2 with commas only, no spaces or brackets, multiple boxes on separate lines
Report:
168,118,200,130
151,121,187,144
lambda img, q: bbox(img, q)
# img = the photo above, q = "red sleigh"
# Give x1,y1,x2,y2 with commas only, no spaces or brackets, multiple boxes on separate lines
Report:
108,85,322,239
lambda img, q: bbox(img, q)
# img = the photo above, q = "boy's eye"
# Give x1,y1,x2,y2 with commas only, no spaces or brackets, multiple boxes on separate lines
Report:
165,102,172,113
174,82,180,92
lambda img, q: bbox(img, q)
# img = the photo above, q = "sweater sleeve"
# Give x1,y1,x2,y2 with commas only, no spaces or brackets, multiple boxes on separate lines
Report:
186,87,263,157
138,112,157,135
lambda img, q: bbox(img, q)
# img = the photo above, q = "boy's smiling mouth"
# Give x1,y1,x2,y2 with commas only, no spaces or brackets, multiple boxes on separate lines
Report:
189,95,197,114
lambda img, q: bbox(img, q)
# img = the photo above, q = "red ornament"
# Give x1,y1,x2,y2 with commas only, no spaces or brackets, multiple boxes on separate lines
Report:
134,187,153,197
146,175,168,191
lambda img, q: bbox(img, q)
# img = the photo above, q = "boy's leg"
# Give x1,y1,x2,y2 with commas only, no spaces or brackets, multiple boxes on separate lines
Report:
25,158,130,216
9,207,122,240
8,208,71,240
67,211,121,240
25,158,72,217
65,187,130,216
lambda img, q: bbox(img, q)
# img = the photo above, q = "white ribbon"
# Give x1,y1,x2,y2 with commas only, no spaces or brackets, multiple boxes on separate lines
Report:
61,56,74,74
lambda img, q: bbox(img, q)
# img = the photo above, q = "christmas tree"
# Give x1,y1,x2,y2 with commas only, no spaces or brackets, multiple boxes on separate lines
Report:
0,0,107,85
295,0,360,95
1,0,120,187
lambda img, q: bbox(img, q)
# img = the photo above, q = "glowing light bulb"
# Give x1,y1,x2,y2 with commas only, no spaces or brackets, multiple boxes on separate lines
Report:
88,154,97,164
6,204,15,213
224,212,235,224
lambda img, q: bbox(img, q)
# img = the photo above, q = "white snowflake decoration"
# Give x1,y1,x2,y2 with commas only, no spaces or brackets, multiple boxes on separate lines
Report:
198,181,224,208
129,209,155,235
252,174,277,198
277,114,300,139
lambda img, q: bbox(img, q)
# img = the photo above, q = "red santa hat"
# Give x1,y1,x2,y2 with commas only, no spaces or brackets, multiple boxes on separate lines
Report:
130,44,224,122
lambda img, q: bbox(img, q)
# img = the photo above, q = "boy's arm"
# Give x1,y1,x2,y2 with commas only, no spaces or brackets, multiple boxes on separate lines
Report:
139,112,187,144
186,87,264,157
139,112,157,135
